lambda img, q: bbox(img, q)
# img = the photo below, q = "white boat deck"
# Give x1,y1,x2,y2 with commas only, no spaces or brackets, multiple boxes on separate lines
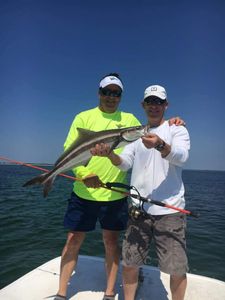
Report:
0,255,225,299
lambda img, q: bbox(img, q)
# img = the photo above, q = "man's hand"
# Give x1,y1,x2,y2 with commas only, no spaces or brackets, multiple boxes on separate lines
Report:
142,133,171,157
141,133,160,149
90,143,111,157
90,143,122,166
82,174,103,188
169,117,186,126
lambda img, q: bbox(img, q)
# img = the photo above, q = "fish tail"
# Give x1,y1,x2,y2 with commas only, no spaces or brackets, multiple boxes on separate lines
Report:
43,175,56,197
23,173,56,198
23,173,48,187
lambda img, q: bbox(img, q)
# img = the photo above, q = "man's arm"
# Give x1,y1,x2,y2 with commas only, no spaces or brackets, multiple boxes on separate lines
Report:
141,134,171,158
90,143,122,166
143,117,186,158
141,126,190,166
164,126,190,166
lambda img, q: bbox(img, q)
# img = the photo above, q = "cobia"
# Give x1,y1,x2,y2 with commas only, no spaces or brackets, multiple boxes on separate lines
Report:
23,125,147,197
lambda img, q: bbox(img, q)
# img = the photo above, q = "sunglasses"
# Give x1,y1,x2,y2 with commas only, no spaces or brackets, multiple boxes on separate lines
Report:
144,98,166,105
100,88,122,98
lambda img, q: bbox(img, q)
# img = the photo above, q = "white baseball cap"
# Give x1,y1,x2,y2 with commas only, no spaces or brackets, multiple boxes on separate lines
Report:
144,85,167,100
99,76,123,91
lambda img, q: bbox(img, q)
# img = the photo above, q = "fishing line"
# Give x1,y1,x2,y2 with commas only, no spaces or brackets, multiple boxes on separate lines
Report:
0,156,199,217
0,156,81,181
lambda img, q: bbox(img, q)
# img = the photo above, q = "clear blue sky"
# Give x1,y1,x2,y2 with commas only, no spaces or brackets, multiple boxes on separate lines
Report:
0,0,225,171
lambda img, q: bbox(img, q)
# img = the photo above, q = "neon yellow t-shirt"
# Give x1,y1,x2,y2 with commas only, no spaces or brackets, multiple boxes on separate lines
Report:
64,106,141,201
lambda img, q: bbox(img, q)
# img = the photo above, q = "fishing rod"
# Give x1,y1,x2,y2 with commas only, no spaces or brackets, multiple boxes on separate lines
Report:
0,156,81,181
0,156,199,217
103,182,200,218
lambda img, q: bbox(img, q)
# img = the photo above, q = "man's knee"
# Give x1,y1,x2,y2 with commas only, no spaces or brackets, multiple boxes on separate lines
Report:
123,266,139,283
65,231,86,250
170,274,187,292
103,230,120,249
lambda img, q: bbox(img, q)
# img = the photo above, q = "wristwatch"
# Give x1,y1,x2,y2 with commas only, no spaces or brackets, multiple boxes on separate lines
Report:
155,140,166,152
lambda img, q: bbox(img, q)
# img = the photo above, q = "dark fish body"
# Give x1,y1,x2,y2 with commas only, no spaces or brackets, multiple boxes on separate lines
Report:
23,125,146,197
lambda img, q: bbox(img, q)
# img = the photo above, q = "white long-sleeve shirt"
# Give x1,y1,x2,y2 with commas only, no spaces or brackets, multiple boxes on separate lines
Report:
119,121,190,215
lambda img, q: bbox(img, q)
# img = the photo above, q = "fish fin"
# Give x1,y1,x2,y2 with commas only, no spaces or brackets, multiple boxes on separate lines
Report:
23,173,49,187
23,173,56,198
76,127,97,137
54,128,97,166
109,138,122,153
43,176,56,198
83,158,91,167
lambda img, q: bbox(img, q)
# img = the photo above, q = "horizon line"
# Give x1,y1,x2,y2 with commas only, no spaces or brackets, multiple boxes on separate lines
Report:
0,162,225,172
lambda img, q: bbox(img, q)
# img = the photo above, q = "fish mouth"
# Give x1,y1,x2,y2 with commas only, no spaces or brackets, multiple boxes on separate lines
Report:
122,127,146,142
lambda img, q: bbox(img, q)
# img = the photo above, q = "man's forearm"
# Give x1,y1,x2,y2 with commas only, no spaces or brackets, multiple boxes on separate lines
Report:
108,151,122,166
155,139,171,158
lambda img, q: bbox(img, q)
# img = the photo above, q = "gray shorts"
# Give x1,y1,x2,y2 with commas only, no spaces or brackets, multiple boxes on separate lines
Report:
122,213,188,275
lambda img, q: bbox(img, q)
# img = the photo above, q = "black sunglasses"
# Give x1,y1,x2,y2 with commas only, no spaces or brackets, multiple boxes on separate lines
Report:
144,97,166,105
100,88,122,98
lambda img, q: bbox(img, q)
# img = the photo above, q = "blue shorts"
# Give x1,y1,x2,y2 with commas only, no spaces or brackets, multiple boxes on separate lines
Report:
64,192,128,232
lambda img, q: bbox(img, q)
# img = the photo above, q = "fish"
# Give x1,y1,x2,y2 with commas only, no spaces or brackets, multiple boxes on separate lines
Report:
23,125,147,197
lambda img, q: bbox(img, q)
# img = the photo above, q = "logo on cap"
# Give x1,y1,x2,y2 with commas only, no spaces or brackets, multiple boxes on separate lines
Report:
151,87,157,91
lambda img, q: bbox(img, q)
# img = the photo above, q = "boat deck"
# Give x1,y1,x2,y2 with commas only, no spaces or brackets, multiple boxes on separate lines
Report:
0,255,225,299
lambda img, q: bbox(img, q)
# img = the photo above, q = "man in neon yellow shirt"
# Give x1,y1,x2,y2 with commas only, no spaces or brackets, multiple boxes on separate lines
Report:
55,73,183,300
55,73,140,300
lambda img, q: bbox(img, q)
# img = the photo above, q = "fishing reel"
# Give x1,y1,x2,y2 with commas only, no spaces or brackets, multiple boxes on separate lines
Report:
105,181,199,219
128,187,148,221
105,182,148,221
128,205,147,221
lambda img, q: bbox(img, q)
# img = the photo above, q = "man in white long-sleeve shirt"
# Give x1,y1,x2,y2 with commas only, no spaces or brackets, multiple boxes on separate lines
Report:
91,84,190,300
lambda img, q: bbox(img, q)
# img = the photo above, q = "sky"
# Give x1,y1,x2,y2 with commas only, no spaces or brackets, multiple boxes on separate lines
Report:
0,0,225,171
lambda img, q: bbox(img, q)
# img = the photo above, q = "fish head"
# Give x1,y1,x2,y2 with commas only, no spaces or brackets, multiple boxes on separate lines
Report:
121,125,147,142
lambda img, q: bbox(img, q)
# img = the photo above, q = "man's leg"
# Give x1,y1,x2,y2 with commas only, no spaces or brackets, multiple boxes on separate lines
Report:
121,216,152,300
122,265,139,300
56,231,86,297
154,214,188,300
102,229,120,296
170,274,187,300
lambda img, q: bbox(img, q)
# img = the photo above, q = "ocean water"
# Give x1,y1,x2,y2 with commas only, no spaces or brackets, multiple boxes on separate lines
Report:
0,165,225,289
